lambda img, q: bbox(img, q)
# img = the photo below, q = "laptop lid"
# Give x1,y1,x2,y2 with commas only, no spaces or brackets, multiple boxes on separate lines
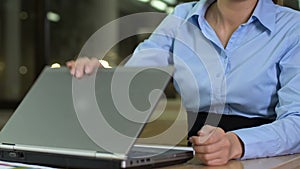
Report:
0,66,174,157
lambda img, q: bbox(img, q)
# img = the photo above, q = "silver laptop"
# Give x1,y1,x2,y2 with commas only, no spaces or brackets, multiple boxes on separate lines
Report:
0,66,193,169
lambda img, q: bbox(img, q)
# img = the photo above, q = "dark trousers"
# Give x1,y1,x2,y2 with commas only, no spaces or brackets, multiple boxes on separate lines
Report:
187,112,274,146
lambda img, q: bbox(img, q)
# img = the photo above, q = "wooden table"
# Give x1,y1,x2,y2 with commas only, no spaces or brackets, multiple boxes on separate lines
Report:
160,154,300,169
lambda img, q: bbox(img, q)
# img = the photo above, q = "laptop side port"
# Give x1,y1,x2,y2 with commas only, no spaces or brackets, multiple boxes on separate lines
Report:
126,158,152,168
8,151,25,159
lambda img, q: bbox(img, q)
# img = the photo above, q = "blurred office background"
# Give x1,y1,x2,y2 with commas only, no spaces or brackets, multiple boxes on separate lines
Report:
0,0,195,130
0,0,191,109
0,0,299,130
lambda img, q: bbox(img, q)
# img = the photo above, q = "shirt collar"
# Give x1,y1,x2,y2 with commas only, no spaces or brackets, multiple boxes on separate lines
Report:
186,0,214,21
251,0,276,33
186,0,277,33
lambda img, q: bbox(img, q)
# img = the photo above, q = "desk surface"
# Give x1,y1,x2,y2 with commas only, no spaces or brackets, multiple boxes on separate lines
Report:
160,154,300,169
0,153,299,169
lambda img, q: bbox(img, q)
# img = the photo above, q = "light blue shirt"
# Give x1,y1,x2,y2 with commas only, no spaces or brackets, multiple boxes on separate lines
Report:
126,0,300,159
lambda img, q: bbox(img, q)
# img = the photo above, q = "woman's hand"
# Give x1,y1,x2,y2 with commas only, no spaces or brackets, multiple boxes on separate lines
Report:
189,125,244,166
66,57,102,78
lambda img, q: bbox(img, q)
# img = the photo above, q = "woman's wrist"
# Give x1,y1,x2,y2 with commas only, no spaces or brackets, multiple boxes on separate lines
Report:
226,132,244,159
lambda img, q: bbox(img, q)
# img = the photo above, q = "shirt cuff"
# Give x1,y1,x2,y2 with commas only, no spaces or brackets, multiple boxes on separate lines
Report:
232,127,280,160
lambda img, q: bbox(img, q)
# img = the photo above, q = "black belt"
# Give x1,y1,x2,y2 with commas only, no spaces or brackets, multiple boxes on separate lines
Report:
187,112,274,146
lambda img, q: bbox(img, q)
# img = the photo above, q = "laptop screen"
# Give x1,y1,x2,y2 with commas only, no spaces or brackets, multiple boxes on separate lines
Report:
0,66,174,155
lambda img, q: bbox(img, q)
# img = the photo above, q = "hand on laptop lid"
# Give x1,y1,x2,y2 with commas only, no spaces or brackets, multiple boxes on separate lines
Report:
66,57,103,78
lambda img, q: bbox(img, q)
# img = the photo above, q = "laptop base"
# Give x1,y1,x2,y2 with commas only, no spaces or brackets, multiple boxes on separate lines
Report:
0,148,193,169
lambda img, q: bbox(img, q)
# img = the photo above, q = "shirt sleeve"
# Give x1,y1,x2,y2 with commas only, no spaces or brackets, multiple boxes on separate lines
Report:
125,4,191,67
233,35,300,159
125,15,177,67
